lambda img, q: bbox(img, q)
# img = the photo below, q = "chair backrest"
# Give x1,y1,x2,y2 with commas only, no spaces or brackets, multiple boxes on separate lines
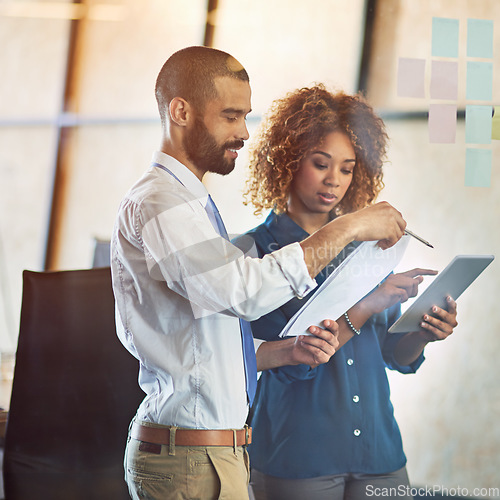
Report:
3,267,144,500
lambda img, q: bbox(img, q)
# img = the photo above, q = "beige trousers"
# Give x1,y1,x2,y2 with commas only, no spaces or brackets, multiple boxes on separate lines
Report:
124,428,250,500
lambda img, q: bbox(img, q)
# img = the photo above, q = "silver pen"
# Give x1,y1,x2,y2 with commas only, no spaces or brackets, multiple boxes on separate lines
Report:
404,229,434,248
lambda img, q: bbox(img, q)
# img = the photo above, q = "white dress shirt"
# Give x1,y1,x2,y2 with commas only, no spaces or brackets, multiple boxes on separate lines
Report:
111,152,316,430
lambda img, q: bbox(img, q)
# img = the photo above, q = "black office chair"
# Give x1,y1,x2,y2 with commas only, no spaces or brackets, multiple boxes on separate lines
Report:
2,267,144,500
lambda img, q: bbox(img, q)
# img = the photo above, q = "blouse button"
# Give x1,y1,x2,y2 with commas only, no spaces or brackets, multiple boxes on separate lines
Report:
354,429,361,437
353,395,360,403
347,358,354,366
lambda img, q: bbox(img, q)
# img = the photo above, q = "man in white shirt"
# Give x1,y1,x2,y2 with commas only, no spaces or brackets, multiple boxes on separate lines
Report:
111,46,406,499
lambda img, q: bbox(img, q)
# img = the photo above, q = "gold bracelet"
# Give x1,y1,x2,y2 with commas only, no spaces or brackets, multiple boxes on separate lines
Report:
344,311,361,336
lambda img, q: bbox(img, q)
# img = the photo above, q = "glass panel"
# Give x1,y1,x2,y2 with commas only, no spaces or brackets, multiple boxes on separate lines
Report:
212,0,367,116
75,0,207,117
53,123,159,269
0,126,57,352
367,0,500,111
0,1,71,119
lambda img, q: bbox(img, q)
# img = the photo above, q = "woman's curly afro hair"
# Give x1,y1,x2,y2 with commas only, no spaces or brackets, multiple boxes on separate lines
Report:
244,84,388,216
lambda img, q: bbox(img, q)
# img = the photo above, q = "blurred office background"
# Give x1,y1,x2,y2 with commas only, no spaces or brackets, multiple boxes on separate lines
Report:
0,0,499,496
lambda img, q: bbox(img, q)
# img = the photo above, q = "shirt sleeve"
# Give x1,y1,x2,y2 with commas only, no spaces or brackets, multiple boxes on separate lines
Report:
267,364,319,383
381,303,425,374
126,191,316,322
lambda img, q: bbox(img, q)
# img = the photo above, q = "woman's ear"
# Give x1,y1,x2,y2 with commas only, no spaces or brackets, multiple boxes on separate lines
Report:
169,97,191,127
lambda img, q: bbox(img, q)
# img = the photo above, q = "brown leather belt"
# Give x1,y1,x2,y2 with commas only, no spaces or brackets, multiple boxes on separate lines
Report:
131,421,252,447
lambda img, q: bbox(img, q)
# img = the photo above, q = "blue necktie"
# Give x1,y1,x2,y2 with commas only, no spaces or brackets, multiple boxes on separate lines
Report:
206,195,258,405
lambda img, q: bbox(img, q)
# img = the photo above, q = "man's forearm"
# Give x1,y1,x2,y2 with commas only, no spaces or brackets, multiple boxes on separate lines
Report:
300,215,354,278
299,202,406,278
255,338,296,372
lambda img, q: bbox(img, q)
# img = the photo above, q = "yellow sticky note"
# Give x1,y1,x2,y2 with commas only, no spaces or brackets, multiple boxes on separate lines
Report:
493,106,500,140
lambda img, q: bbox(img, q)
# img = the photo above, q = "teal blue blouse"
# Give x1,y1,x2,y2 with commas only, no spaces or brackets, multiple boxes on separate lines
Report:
237,211,424,478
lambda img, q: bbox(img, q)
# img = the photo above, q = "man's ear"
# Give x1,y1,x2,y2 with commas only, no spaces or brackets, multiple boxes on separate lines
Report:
169,97,191,127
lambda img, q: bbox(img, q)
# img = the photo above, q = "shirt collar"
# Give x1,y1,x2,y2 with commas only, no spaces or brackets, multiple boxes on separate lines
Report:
152,151,209,205
263,211,309,248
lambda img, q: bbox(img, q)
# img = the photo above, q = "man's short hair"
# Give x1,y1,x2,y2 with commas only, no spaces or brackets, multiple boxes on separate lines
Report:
155,46,249,127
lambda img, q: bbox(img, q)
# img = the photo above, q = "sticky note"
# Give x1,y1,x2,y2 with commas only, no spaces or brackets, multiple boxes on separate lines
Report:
428,104,457,143
465,148,492,187
432,17,459,58
466,61,493,101
397,58,425,98
465,105,492,144
467,19,494,58
493,106,500,140
430,60,458,100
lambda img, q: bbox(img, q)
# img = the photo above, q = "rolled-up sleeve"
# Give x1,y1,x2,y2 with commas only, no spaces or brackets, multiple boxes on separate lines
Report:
270,242,316,299
135,190,316,323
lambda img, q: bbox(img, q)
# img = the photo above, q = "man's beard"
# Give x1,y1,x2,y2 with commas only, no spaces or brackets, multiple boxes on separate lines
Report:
183,116,244,176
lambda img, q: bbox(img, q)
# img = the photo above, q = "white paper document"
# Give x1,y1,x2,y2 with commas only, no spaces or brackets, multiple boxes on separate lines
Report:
279,235,410,337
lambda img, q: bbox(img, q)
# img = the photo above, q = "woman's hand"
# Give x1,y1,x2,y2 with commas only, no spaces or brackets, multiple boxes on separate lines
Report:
417,295,458,342
361,268,438,315
393,296,458,366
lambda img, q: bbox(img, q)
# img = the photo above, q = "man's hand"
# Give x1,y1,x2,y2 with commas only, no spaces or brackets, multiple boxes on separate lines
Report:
294,319,340,368
256,319,339,372
300,201,406,279
344,201,407,249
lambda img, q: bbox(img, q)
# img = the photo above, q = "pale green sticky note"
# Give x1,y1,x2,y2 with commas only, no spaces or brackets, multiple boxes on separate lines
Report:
465,148,492,187
432,17,459,57
467,19,494,58
466,61,493,101
492,106,500,140
465,105,492,144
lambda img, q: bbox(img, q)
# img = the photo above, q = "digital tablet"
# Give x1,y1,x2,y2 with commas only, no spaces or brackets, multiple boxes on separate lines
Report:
388,255,494,333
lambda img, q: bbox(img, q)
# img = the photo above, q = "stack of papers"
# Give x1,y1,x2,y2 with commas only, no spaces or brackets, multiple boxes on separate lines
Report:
279,236,410,337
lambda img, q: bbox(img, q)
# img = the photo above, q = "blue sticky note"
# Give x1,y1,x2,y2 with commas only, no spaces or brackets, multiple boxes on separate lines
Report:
432,17,459,57
467,19,494,58
466,61,493,101
465,148,492,187
465,105,492,144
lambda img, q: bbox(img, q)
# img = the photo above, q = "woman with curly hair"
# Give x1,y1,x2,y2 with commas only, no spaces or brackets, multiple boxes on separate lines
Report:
245,86,384,219
237,85,458,500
